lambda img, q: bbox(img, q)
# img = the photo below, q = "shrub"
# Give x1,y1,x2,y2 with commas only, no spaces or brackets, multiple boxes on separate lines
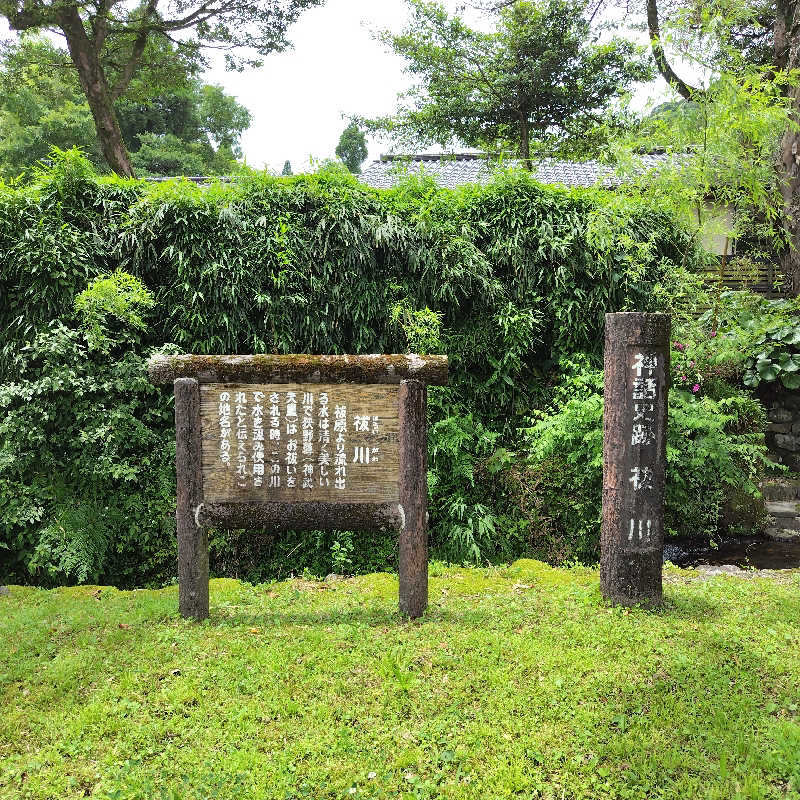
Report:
0,291,176,586
74,269,155,351
661,286,800,396
513,360,772,562
0,153,717,583
0,151,141,379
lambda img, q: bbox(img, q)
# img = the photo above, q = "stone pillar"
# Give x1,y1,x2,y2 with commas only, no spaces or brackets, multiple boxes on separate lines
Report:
601,313,670,607
175,378,209,620
397,379,428,618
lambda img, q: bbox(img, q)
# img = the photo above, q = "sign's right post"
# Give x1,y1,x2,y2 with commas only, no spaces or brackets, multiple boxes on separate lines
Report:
601,312,671,607
398,378,428,618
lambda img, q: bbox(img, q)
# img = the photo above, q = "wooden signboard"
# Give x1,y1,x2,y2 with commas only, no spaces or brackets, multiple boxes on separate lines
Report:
600,313,670,607
199,383,401,504
148,354,449,621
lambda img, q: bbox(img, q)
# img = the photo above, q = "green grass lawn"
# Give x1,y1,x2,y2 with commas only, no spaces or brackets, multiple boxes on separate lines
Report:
1,561,799,800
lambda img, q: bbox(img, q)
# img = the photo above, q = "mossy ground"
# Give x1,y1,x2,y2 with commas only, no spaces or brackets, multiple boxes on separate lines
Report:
2,561,799,799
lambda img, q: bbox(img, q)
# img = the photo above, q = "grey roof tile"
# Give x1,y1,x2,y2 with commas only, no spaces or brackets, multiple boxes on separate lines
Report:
359,152,673,191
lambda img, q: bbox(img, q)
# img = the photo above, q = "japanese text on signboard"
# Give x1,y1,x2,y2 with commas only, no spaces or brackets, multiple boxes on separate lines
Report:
202,383,400,504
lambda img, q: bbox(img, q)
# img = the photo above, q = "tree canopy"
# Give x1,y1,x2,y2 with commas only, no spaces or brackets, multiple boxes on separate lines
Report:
335,122,368,173
618,0,800,294
0,0,321,175
0,36,252,178
365,0,652,165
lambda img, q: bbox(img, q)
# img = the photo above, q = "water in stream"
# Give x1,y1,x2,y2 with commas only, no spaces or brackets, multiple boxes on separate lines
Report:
664,536,800,570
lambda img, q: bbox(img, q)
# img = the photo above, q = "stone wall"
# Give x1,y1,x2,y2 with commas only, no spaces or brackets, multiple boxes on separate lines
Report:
758,383,800,472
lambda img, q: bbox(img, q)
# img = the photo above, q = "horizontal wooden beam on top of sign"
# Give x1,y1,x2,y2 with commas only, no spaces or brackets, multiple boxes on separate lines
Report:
197,501,405,532
147,354,449,386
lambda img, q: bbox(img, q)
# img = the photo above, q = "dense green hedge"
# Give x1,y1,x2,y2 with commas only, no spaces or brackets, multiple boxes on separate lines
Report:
0,152,713,586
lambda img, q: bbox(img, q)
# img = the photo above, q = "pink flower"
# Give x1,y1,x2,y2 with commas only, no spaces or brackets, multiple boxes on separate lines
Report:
710,331,717,338
680,375,687,382
689,361,695,367
692,384,700,393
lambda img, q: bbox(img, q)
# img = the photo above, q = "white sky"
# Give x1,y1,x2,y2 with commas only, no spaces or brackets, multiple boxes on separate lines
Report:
202,0,465,172
202,0,673,172
1,0,684,173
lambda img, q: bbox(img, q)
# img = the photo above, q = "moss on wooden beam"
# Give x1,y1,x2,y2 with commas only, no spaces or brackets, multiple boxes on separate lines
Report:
199,501,404,532
147,354,449,386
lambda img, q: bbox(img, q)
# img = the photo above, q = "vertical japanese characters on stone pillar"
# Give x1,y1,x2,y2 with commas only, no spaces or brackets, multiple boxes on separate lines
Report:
601,313,670,607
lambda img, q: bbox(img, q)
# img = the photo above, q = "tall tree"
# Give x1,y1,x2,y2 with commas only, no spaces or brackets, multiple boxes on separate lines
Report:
0,36,251,178
0,0,321,176
365,0,651,167
0,37,100,172
335,122,367,173
119,82,251,170
638,0,800,294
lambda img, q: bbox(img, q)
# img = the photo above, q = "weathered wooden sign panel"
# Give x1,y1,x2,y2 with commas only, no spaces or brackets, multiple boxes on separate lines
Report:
148,353,449,622
200,383,400,504
601,313,670,607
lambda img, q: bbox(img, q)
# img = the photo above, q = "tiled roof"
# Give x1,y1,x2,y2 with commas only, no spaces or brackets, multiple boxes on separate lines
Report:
359,152,673,190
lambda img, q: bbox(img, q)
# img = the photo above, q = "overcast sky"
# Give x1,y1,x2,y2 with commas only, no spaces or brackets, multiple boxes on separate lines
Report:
2,0,681,173
202,0,461,172
200,0,682,172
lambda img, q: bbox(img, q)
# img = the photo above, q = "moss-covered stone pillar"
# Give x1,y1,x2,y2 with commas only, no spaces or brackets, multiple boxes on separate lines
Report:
601,313,670,607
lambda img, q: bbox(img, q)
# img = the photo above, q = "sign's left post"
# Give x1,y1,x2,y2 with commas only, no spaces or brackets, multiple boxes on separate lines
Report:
174,377,209,620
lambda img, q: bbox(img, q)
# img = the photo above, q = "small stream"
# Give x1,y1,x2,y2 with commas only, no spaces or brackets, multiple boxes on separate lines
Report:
664,536,800,570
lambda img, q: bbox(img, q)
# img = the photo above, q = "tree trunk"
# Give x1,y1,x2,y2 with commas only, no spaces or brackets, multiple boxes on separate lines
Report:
519,116,532,171
778,89,800,296
646,0,702,100
57,5,135,177
774,0,797,72
776,0,800,296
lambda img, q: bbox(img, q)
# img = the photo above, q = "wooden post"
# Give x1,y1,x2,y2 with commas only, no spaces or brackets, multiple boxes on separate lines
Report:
601,313,670,607
175,378,209,620
398,379,428,618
